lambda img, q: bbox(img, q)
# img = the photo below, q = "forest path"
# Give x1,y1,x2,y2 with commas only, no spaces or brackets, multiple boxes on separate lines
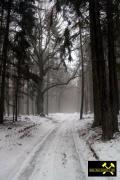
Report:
13,117,85,180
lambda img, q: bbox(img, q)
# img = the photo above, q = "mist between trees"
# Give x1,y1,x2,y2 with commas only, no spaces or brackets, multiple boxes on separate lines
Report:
0,0,120,140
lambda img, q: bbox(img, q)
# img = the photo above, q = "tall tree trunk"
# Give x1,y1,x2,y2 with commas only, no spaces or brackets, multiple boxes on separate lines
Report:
106,0,119,132
6,76,10,116
0,0,12,124
13,104,15,122
36,83,44,116
0,0,5,52
0,0,5,63
15,77,19,122
13,73,16,122
89,0,102,127
0,0,5,27
46,90,49,115
32,97,34,115
89,0,113,140
27,81,30,115
14,56,21,121
79,24,84,119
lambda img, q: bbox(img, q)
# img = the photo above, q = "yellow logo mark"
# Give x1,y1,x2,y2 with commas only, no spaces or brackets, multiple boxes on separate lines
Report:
102,162,115,175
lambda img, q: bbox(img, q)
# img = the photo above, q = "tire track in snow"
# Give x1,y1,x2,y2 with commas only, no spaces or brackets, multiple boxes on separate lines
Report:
12,125,59,180
52,120,84,180
13,119,86,180
18,121,84,180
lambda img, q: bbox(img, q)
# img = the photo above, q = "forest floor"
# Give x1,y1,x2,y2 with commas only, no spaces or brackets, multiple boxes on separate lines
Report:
0,113,119,180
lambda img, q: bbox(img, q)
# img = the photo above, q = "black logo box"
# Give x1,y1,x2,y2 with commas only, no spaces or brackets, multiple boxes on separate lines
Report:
88,161,117,177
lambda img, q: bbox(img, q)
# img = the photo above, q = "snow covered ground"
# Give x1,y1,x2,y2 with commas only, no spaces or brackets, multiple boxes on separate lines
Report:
75,113,120,180
0,113,120,180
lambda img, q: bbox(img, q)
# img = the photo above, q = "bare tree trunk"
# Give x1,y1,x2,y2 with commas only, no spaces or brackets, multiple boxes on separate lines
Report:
89,63,93,113
13,105,15,122
27,81,30,115
12,73,16,122
0,0,5,61
32,92,35,115
89,0,102,127
46,56,49,115
0,0,12,124
14,57,21,121
46,90,49,115
15,77,19,122
0,0,5,27
89,0,113,140
106,0,119,132
79,24,84,119
36,83,44,116
84,71,89,113
6,76,10,116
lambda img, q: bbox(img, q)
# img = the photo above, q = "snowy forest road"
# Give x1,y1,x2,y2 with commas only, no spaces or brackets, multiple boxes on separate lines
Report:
13,118,86,180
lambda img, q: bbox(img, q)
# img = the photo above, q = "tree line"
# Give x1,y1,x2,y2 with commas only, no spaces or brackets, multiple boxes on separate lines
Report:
52,0,120,140
1,0,120,141
0,0,79,123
